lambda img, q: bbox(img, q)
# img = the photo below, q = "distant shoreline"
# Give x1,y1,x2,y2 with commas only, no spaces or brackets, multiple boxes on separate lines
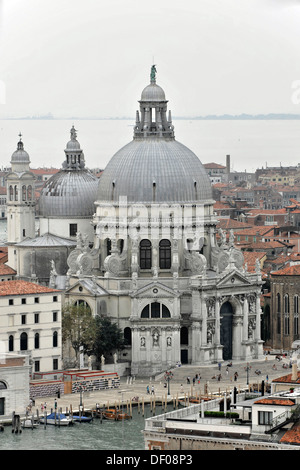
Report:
1,114,300,121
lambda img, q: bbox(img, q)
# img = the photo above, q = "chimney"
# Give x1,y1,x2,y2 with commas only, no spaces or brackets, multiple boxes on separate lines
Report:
226,155,230,174
292,362,298,381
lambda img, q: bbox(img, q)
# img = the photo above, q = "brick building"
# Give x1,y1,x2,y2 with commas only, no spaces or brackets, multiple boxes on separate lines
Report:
270,265,300,350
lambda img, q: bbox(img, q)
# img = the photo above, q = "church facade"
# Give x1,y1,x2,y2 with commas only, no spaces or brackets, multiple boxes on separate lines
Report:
63,67,264,375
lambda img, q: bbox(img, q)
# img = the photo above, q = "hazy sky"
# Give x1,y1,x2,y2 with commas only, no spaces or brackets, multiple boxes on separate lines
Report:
1,0,300,118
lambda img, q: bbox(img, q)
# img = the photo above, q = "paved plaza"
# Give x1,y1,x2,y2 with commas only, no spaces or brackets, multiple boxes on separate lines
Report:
38,354,294,414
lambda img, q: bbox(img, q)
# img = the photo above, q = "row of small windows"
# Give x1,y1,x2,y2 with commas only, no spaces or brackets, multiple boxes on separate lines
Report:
8,296,58,306
9,331,58,351
9,185,33,202
105,238,206,270
140,239,171,269
276,293,299,314
20,311,58,325
105,239,172,270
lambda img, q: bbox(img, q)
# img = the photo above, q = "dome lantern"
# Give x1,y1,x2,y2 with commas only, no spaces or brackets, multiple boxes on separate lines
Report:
134,65,174,140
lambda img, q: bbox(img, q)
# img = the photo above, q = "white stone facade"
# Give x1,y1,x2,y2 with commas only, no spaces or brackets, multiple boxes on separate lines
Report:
0,281,62,375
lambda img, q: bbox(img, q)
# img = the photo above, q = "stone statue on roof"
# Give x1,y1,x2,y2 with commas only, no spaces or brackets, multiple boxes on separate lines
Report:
150,65,157,82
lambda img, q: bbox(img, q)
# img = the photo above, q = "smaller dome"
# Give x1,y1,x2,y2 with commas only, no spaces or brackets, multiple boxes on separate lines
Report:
11,139,30,164
66,139,81,150
141,83,166,102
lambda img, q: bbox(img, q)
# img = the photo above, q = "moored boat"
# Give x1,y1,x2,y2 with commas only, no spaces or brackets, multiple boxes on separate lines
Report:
72,415,93,423
40,412,72,426
103,408,132,420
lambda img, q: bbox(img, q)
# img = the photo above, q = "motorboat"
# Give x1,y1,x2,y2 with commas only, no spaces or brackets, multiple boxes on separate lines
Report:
103,408,132,420
72,414,93,423
40,412,72,426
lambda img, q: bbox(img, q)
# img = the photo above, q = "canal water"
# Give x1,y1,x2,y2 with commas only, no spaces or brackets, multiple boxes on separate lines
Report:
0,405,172,451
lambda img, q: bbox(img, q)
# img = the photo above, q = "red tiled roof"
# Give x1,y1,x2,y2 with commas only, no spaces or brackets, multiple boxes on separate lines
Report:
251,241,286,249
203,162,226,169
235,226,276,236
0,264,16,275
280,424,300,444
271,265,300,277
254,398,295,406
0,280,59,296
217,219,252,230
272,371,300,384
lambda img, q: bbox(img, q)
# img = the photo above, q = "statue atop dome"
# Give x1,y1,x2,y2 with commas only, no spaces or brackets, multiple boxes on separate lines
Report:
150,65,157,83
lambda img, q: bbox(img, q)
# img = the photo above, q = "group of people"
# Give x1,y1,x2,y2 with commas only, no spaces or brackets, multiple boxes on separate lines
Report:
186,373,201,385
146,385,155,394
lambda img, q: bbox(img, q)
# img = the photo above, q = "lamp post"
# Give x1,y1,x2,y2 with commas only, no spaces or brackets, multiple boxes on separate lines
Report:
164,370,174,396
244,363,251,386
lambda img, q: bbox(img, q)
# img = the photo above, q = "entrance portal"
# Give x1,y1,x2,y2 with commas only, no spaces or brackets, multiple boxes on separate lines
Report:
220,301,233,360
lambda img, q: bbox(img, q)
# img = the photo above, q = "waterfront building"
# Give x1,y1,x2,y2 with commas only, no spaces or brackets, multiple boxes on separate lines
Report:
0,280,62,374
143,385,300,450
64,67,264,375
0,353,30,419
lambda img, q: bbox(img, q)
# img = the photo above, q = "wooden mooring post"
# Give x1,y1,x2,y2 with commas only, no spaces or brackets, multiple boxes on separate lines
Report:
11,412,21,433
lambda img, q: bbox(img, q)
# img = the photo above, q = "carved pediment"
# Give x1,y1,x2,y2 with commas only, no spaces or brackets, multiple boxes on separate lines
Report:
65,278,108,297
133,281,179,299
216,270,252,288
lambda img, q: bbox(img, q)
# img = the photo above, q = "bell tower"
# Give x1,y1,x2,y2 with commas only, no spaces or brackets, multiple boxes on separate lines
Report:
6,134,36,270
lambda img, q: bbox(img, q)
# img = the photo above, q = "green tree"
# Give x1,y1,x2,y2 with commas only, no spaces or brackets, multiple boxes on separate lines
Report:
92,315,126,366
62,302,96,367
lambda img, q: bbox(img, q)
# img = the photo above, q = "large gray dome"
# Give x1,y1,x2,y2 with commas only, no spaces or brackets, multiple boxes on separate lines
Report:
96,138,213,204
97,67,212,205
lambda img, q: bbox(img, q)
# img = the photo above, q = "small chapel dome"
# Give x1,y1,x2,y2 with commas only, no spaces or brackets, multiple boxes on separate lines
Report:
38,127,99,218
11,135,30,164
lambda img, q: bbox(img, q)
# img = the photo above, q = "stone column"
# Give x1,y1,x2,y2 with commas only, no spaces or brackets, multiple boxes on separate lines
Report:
243,297,249,342
215,298,220,344
201,297,207,347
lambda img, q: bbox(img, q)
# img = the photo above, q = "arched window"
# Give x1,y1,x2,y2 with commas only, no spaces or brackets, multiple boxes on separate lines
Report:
8,335,14,352
22,185,26,201
27,185,32,200
140,239,152,269
294,295,299,314
9,185,13,201
106,238,111,256
0,381,7,390
74,299,91,313
294,299,299,337
284,294,290,314
53,331,58,347
124,327,132,346
34,332,40,349
20,332,28,351
277,293,281,313
141,302,171,318
159,239,171,269
14,185,18,201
